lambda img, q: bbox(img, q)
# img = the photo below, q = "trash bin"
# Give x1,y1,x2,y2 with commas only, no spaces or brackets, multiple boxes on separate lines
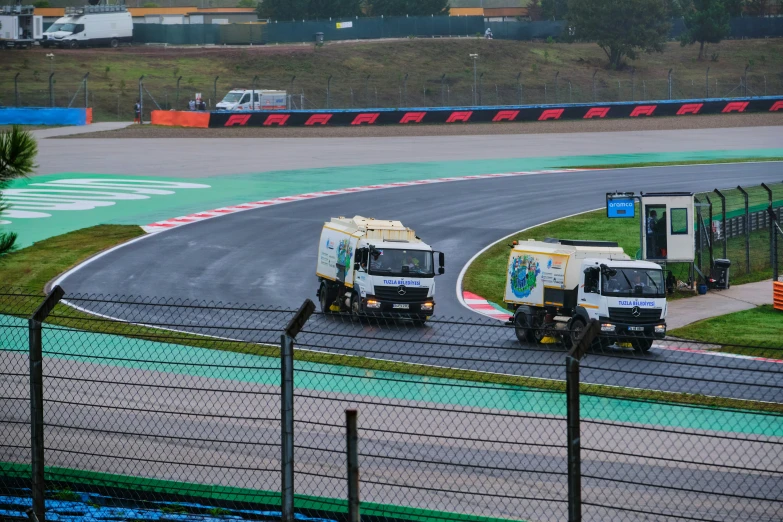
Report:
711,259,731,289
315,32,324,45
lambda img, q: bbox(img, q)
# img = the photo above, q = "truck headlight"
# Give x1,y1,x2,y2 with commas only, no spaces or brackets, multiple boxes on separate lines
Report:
366,299,381,309
601,323,616,332
421,302,434,311
654,324,666,334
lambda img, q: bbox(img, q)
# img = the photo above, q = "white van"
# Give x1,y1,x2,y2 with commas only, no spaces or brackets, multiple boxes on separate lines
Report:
216,89,287,111
42,5,132,48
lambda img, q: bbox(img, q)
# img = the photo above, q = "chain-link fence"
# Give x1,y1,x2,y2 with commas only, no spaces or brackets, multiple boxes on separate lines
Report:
694,181,783,282
1,68,782,123
2,289,781,521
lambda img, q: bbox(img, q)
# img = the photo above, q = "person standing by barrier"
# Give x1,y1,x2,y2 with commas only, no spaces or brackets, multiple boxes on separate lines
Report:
134,100,141,124
646,210,658,258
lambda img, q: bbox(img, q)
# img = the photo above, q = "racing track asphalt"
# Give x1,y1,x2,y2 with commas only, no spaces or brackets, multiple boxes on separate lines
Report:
57,162,783,403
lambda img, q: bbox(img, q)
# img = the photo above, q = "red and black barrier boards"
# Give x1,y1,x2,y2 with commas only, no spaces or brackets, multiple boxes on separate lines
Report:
194,97,783,128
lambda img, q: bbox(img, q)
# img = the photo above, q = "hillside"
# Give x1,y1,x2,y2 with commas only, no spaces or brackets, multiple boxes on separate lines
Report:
1,37,781,121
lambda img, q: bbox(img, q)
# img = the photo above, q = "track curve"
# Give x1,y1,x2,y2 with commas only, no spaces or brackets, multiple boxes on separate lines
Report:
58,162,783,401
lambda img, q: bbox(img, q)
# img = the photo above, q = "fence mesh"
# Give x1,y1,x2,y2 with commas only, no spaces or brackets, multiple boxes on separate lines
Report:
1,289,781,521
695,182,783,280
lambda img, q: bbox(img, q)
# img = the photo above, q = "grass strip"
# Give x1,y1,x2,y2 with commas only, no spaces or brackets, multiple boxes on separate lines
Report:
1,225,780,414
669,305,783,359
564,157,783,170
0,462,518,522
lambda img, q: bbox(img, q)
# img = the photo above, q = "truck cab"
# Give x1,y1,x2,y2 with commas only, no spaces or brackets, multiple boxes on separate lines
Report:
578,258,667,351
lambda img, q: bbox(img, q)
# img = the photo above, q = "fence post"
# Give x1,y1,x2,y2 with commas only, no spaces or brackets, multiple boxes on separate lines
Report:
15,72,20,106
327,75,332,109
566,319,598,522
714,189,727,260
743,65,749,96
83,72,89,108
768,206,779,282
516,72,522,105
762,183,774,269
695,197,704,274
48,73,55,107
138,75,144,123
738,186,751,274
213,76,219,109
705,66,710,98
705,195,714,267
667,69,673,100
176,76,182,111
346,409,359,522
281,299,315,522
29,286,65,522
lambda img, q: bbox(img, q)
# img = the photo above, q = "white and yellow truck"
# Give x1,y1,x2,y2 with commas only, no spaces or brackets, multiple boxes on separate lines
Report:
505,239,667,352
316,216,445,325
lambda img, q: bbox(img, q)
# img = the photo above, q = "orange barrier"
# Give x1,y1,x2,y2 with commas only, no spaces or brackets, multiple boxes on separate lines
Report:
774,281,783,311
85,108,92,125
151,110,210,128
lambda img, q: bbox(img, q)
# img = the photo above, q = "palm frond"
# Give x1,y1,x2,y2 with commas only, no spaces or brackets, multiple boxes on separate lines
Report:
0,232,17,257
0,125,38,185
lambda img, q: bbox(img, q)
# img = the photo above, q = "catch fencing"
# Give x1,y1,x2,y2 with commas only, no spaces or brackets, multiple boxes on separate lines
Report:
1,289,781,521
694,181,783,281
2,67,782,123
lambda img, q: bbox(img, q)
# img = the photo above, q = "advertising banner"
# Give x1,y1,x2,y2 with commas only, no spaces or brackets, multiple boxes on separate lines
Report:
204,97,783,128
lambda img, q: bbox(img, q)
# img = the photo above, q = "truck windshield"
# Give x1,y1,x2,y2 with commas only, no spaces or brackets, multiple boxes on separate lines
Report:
368,249,433,277
602,268,665,298
221,92,244,103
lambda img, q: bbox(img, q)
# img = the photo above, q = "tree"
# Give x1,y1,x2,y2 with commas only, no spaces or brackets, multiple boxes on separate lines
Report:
528,0,543,20
33,1,50,7
366,0,449,16
141,2,159,7
680,0,730,60
541,0,568,19
568,0,671,69
0,126,38,257
237,0,257,7
745,0,772,16
257,0,308,19
308,0,363,18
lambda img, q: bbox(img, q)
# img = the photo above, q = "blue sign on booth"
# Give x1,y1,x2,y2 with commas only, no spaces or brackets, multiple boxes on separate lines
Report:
607,196,636,218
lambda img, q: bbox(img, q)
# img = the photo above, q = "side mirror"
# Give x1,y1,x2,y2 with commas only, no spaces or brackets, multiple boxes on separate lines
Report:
438,252,445,266
438,267,445,275
354,263,361,271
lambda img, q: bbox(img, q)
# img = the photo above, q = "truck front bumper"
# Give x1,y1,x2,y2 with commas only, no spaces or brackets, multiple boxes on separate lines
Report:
597,320,667,339
361,296,435,318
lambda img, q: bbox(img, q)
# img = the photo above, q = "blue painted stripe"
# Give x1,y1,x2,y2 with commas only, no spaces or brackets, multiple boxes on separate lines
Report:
0,107,88,126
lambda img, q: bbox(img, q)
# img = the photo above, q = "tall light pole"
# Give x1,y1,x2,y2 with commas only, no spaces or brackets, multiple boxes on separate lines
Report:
470,53,478,106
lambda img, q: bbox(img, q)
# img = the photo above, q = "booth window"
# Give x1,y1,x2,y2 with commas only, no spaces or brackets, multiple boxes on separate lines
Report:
670,208,688,235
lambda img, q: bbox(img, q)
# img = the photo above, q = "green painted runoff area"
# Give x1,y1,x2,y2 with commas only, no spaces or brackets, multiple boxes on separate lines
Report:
5,148,782,248
1,315,778,436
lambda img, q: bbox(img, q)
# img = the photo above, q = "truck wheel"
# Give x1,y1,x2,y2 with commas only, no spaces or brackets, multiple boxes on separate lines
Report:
110,38,119,48
514,313,535,344
69,40,79,49
350,292,363,323
319,282,335,314
631,338,653,353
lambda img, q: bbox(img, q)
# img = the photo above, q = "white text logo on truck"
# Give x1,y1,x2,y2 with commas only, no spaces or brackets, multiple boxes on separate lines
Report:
383,280,422,286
